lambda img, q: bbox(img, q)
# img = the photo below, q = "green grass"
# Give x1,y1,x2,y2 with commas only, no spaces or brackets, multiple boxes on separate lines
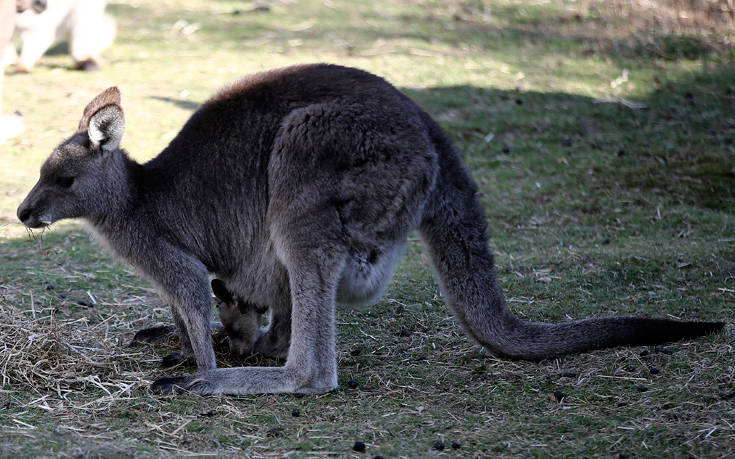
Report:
1,0,734,457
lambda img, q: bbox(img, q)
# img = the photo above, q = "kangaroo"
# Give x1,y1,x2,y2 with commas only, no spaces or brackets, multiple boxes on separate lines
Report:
17,64,724,395
13,0,115,72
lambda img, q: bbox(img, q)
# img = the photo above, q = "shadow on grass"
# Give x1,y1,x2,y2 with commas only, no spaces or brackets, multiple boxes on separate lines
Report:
405,64,735,214
149,95,200,110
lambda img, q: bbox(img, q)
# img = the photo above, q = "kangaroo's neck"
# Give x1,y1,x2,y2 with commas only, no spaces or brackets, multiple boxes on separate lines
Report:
86,150,143,236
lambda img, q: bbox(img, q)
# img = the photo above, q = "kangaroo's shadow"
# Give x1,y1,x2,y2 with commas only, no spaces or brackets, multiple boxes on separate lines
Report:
149,96,199,111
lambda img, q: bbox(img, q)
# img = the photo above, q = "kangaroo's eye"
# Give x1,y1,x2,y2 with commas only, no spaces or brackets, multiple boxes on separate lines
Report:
55,176,75,188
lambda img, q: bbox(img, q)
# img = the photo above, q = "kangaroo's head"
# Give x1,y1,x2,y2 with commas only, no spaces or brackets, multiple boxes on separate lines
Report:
17,87,127,229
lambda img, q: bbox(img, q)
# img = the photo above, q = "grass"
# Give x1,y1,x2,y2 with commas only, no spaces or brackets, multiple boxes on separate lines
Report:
1,0,734,456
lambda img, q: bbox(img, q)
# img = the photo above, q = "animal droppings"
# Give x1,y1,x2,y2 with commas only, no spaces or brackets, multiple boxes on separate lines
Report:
433,441,445,451
635,385,648,392
451,441,462,449
347,379,359,389
291,409,300,417
353,441,366,453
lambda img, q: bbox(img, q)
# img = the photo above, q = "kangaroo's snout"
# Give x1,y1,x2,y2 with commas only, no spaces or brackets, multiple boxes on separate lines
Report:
17,197,50,228
17,206,32,224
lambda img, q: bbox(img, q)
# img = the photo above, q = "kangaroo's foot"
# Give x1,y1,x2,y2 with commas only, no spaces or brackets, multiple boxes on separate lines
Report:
150,366,337,396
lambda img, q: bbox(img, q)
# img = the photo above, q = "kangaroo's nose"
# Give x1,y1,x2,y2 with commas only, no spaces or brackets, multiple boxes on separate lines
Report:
18,207,31,223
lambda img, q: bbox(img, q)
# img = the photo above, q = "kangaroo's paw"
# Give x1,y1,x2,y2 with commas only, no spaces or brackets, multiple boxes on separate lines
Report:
129,325,177,347
160,351,196,368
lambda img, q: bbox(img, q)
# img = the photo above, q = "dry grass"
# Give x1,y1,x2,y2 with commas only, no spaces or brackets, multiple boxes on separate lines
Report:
0,286,149,406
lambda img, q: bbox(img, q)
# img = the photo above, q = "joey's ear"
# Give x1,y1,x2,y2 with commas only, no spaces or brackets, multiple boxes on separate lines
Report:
211,279,234,304
78,87,125,152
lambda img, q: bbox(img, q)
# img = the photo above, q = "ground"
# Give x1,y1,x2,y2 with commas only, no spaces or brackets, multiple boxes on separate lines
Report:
0,0,733,457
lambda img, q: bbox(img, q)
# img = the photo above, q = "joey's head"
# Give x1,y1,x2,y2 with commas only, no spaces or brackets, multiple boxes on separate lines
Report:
17,87,128,228
211,279,266,358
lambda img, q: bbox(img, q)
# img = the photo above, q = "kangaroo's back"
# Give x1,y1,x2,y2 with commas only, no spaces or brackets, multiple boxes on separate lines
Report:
135,64,438,275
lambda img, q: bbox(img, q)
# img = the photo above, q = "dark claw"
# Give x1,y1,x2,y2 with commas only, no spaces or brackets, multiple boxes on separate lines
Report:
129,325,177,347
150,374,215,396
160,352,196,368
150,375,191,394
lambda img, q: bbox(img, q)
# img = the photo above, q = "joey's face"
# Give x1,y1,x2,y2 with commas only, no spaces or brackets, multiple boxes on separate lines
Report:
17,135,109,228
212,279,263,358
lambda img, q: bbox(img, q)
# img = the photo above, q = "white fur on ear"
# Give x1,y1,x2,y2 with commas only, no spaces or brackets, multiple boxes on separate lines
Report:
88,105,124,152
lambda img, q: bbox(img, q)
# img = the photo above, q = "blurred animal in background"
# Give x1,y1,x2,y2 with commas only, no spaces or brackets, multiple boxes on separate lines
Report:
0,0,45,144
12,0,115,72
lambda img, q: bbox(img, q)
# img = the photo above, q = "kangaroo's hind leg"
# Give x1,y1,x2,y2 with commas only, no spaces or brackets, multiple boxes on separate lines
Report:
150,208,346,395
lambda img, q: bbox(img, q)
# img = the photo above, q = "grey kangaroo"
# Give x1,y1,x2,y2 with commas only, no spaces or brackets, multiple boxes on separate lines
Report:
17,64,724,395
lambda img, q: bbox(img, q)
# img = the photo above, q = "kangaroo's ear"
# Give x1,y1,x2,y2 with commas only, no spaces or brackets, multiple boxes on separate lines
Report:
211,279,234,304
78,87,125,152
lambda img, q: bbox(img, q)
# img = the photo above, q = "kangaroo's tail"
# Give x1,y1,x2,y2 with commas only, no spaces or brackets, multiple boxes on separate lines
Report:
417,118,724,360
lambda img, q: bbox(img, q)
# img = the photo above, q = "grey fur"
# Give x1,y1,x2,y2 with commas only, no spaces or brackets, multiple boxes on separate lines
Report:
17,64,724,395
